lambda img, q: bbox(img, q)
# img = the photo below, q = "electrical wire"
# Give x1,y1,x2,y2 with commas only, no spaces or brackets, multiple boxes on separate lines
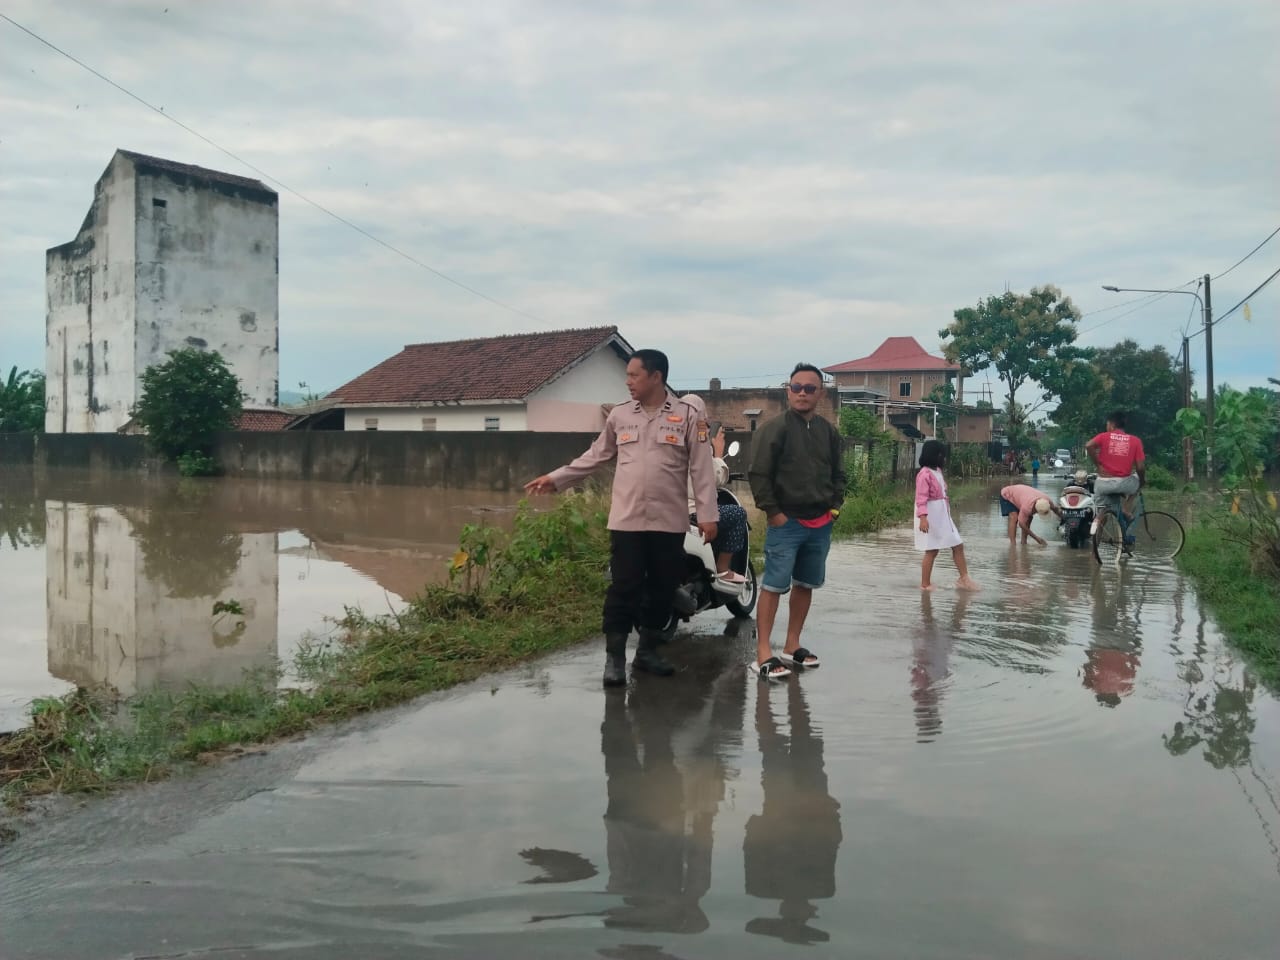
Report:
0,12,550,327
1211,264,1280,328
1213,225,1280,281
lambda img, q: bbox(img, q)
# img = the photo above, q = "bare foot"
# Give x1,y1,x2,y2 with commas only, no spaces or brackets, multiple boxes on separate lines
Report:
921,584,936,592
955,577,981,591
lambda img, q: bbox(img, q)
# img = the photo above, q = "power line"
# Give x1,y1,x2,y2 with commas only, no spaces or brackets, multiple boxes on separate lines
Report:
0,12,550,327
1212,264,1280,328
1213,225,1280,281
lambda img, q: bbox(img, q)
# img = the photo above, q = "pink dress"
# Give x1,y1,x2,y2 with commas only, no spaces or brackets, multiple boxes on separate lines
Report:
914,468,963,551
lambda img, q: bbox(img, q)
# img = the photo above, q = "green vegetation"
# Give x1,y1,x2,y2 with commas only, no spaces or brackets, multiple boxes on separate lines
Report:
939,285,1087,450
0,497,610,807
0,367,45,433
132,349,244,476
1177,526,1279,690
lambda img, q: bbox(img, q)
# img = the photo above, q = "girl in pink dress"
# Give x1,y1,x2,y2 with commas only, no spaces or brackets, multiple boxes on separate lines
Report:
914,440,980,592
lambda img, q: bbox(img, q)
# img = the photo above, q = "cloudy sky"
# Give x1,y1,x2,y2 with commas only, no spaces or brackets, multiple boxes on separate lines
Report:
2,0,1276,405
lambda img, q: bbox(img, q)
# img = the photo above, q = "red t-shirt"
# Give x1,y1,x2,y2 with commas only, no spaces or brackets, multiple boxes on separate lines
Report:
1090,431,1145,477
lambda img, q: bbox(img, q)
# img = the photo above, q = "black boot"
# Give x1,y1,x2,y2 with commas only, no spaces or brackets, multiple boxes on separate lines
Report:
603,632,628,687
633,628,675,677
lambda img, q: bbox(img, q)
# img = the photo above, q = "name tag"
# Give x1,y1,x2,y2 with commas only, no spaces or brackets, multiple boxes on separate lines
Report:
666,414,684,423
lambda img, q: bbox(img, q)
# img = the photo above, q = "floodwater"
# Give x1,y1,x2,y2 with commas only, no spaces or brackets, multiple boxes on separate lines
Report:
0,469,528,731
2,473,1278,959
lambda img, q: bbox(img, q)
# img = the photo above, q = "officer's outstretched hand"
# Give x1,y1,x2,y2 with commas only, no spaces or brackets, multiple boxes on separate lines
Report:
524,475,556,495
698,521,718,543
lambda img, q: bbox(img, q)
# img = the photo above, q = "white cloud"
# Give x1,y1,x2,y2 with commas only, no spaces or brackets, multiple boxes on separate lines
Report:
1,0,1276,399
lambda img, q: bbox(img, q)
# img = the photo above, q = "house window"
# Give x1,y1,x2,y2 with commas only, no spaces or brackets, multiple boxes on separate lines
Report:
421,417,437,431
364,418,378,431
899,380,912,398
484,417,500,432
152,198,167,208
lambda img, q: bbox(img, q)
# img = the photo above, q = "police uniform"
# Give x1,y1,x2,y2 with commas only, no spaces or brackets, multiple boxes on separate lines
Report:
550,391,718,639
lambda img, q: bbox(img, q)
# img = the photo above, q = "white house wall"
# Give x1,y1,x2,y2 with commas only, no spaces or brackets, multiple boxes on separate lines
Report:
343,405,528,432
134,170,279,409
525,346,628,430
45,159,139,433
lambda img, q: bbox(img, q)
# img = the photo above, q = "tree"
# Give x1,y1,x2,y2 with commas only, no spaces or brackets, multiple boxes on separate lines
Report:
132,349,244,473
0,367,46,432
939,286,1087,448
1051,339,1184,468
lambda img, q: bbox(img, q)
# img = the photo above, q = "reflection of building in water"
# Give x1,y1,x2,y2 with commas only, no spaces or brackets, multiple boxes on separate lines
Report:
46,501,278,697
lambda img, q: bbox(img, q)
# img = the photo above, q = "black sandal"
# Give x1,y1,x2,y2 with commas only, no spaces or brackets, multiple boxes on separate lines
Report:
779,647,820,668
750,656,791,681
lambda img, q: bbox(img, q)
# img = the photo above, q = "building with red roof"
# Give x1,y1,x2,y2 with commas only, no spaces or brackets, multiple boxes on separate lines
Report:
310,326,634,432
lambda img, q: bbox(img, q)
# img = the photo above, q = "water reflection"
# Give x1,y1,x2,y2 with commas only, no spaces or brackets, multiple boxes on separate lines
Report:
1082,569,1144,708
912,591,968,742
46,499,279,697
743,679,842,946
600,635,747,934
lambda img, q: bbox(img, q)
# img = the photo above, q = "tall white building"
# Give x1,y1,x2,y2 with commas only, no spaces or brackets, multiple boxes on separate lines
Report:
45,149,279,433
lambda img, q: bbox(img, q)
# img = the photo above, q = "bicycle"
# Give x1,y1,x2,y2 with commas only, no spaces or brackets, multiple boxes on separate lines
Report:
1091,490,1185,565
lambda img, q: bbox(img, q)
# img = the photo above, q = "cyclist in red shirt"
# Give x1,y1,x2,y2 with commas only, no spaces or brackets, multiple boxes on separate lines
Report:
1085,410,1146,520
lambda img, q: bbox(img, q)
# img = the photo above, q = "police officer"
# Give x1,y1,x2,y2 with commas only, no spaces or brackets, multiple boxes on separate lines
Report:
526,349,719,686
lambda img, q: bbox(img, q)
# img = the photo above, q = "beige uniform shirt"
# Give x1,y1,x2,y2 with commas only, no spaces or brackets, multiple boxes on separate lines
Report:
550,392,719,533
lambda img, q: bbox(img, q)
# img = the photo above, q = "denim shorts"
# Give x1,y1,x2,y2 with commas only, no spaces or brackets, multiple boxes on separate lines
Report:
761,518,833,593
999,496,1018,517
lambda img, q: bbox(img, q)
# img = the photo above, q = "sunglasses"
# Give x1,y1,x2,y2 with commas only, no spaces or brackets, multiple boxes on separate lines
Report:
788,383,819,395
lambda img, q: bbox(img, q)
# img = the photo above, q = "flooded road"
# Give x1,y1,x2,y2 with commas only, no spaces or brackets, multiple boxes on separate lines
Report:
2,475,1278,958
0,469,527,731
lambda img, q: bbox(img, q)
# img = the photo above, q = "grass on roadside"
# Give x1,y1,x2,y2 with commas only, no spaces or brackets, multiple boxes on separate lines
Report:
1177,524,1280,690
0,496,610,807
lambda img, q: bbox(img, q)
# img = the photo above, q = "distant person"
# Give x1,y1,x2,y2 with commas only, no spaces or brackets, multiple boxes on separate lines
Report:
746,363,846,679
525,349,718,686
1085,410,1146,523
915,439,980,592
1031,455,1041,480
1000,482,1063,545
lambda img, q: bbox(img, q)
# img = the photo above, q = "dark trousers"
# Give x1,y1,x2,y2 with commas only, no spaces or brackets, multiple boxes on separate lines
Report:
604,530,686,635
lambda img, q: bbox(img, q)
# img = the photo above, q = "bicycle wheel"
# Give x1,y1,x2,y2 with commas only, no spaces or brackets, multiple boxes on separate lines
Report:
1092,510,1124,565
1131,510,1185,560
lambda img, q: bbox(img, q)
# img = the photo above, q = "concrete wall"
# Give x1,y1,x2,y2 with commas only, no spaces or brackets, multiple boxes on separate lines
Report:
46,156,138,433
343,403,529,433
700,385,842,432
45,152,279,434
134,166,279,409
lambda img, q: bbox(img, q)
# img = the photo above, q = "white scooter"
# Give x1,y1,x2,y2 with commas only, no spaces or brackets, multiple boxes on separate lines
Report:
1058,471,1097,549
663,440,758,638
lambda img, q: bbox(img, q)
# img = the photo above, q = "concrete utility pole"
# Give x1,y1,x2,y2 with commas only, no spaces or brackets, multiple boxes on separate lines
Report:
1202,273,1214,485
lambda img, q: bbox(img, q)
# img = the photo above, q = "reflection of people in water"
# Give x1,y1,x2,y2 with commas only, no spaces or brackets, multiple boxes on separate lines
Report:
912,590,968,742
599,640,747,934
1083,569,1142,707
744,679,842,945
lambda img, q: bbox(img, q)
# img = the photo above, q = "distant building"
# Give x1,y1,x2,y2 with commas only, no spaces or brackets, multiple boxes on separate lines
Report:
45,149,280,433
825,336,976,440
309,327,633,432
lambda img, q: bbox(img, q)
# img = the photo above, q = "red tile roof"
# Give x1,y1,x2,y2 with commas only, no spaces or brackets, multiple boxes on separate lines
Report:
824,336,959,373
234,408,299,431
329,327,629,404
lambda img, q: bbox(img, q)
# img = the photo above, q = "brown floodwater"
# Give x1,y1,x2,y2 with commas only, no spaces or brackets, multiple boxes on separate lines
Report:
1,470,1277,958
0,468,528,730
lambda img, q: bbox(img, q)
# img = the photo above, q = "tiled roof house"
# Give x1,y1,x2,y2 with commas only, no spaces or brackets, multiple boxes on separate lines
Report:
316,326,634,432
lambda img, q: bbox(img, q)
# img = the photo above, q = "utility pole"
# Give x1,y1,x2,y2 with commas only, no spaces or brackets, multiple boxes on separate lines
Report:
1181,336,1194,482
1202,273,1214,485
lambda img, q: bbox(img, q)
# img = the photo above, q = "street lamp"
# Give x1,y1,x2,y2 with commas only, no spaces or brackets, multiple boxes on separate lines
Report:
1100,277,1214,484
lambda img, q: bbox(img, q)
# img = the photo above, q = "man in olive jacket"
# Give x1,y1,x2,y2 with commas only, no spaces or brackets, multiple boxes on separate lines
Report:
747,363,846,680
